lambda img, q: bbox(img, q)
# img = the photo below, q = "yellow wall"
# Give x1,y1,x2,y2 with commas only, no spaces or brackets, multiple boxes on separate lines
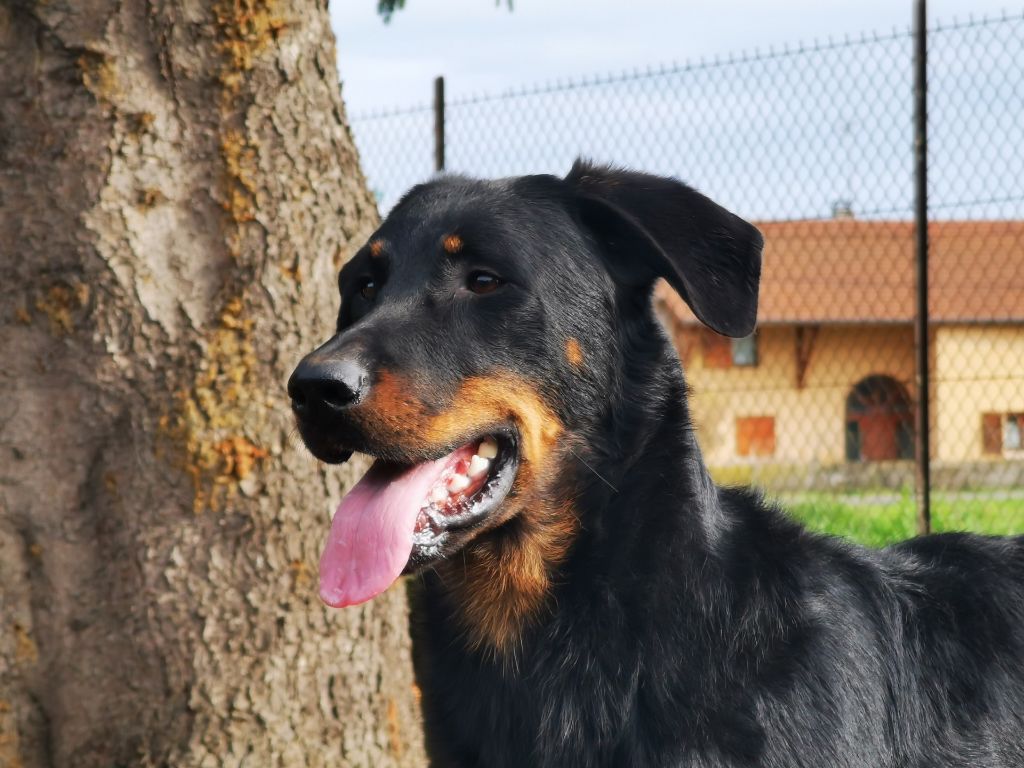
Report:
934,326,1024,461
678,325,916,466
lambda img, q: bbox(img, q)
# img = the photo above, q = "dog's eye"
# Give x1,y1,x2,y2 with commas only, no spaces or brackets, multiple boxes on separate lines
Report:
358,277,378,301
466,271,503,295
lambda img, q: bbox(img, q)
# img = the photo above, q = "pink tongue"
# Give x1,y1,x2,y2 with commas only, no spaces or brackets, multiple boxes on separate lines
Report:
319,449,469,608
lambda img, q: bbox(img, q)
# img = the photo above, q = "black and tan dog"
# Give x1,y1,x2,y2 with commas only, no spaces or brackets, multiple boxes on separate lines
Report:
289,161,1024,767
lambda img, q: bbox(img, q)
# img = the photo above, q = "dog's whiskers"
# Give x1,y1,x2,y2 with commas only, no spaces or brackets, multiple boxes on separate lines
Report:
568,447,618,494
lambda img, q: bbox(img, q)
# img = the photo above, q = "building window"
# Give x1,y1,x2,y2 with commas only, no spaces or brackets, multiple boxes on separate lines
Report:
1007,415,1023,451
982,413,1003,455
737,416,776,458
702,331,758,368
731,334,758,367
985,413,1024,455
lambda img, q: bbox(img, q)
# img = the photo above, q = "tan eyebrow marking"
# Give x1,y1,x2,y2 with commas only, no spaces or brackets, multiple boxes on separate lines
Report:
565,338,584,369
369,239,385,257
443,234,463,254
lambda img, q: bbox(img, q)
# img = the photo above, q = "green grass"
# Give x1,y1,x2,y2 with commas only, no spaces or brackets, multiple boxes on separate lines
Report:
782,492,1024,548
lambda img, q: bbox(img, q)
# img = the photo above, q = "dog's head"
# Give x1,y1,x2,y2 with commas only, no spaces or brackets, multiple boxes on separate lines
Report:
289,161,761,619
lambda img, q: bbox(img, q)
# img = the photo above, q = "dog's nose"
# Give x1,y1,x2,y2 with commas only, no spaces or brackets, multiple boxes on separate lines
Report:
288,355,370,416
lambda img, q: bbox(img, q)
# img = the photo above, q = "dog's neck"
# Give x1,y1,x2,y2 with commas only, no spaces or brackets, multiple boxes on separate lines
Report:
585,309,727,549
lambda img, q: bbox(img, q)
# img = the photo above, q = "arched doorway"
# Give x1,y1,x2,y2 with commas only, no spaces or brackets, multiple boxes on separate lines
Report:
845,375,914,462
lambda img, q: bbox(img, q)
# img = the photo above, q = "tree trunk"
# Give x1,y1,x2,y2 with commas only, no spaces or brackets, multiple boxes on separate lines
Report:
0,1,424,765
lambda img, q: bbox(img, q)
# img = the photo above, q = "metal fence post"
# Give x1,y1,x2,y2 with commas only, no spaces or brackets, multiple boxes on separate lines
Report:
913,0,932,536
434,76,446,173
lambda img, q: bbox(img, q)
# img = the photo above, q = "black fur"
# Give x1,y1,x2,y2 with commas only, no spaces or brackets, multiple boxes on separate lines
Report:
293,162,1024,767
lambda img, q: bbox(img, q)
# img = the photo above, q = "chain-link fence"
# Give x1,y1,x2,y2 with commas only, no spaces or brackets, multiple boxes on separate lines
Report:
349,11,1024,542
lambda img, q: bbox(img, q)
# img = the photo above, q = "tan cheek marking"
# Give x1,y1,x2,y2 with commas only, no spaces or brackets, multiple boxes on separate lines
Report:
358,371,562,471
565,338,584,369
354,370,575,655
369,239,384,257
442,234,463,254
427,376,561,471
355,371,432,443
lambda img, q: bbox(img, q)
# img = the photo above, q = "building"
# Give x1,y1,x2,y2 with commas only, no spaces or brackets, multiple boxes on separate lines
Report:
656,220,1024,489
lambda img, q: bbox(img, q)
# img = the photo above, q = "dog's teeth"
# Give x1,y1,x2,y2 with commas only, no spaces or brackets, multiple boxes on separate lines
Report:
468,455,490,479
430,486,448,505
478,437,498,459
447,474,470,493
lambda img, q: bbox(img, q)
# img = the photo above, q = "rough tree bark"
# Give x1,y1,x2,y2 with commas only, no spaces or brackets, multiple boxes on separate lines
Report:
0,1,424,765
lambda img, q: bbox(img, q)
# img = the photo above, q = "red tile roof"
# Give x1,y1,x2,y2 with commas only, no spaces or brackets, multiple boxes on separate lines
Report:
658,220,1024,325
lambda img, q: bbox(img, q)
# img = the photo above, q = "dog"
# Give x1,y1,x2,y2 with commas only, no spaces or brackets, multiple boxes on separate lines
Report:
288,161,1024,767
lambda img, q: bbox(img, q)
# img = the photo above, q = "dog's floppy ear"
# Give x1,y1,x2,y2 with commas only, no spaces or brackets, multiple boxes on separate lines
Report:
565,160,763,338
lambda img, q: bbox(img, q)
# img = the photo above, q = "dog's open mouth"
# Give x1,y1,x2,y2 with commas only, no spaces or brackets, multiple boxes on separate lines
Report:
319,433,518,608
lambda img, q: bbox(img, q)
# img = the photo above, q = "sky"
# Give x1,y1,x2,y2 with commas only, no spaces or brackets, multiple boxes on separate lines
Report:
329,1,1014,115
327,2,1023,218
